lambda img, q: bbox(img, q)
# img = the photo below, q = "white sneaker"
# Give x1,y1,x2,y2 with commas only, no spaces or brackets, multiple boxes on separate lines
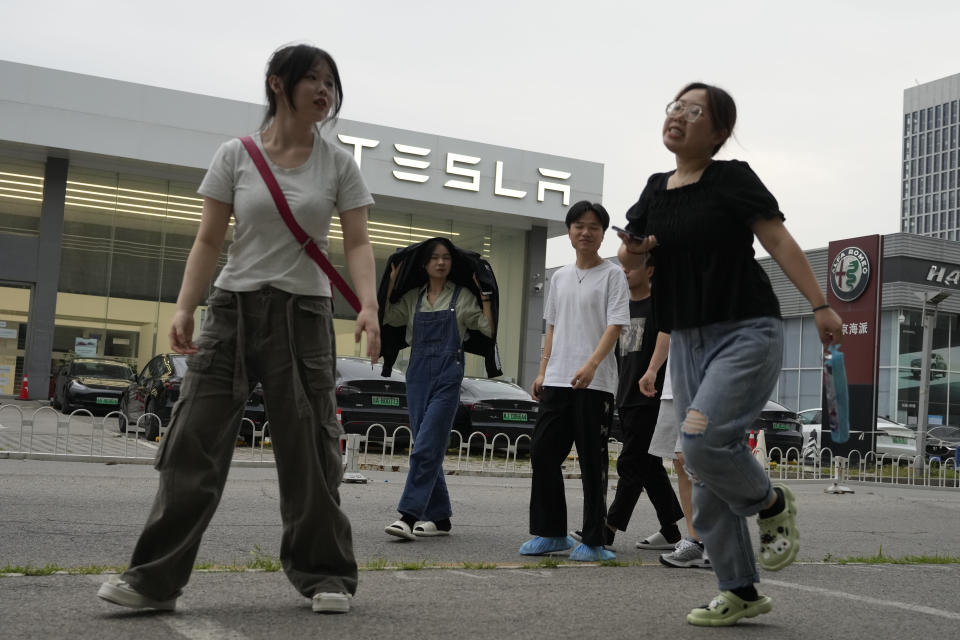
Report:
659,538,711,568
97,577,176,611
312,592,351,614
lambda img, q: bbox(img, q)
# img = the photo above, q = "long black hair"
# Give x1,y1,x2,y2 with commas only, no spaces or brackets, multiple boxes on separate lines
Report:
260,44,343,130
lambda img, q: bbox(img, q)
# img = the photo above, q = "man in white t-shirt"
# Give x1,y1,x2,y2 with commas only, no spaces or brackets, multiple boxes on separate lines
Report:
519,201,630,562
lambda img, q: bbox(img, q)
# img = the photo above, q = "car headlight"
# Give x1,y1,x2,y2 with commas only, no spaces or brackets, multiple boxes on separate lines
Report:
69,381,90,392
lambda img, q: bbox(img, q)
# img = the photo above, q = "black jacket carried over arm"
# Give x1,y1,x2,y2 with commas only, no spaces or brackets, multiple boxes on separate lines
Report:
377,237,502,378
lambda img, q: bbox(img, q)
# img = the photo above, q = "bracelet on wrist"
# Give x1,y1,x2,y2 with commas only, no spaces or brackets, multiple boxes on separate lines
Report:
812,303,831,312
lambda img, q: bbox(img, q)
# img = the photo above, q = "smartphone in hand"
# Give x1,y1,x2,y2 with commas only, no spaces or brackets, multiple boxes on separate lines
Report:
611,225,647,242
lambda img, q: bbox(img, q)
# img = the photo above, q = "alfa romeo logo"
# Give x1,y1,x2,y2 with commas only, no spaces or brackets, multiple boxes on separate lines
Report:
830,246,870,302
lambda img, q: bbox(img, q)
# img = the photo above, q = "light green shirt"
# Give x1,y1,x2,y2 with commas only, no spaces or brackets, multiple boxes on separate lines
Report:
383,281,493,345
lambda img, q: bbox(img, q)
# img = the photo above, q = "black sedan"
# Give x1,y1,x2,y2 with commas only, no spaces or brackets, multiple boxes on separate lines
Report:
119,353,266,442
453,377,538,448
749,400,804,459
53,358,136,415
336,356,409,442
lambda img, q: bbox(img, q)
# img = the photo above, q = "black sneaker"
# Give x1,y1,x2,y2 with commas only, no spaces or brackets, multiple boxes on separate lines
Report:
569,528,615,548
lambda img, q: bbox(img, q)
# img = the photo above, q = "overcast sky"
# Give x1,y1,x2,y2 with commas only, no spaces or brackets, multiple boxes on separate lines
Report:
3,0,959,267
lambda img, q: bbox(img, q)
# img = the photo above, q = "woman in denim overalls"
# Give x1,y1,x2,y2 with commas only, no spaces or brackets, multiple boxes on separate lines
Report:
382,240,493,539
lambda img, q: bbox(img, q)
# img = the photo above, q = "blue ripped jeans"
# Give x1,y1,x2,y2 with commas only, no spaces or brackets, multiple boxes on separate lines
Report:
671,316,783,590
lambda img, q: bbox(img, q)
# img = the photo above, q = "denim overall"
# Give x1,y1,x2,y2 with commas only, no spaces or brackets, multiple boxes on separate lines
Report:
397,286,465,521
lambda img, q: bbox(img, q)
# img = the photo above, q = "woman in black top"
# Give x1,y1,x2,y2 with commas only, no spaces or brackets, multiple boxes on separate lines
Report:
619,82,843,627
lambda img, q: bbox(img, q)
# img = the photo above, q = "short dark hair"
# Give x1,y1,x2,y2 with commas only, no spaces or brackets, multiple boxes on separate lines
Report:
261,44,343,130
565,200,610,230
675,82,736,156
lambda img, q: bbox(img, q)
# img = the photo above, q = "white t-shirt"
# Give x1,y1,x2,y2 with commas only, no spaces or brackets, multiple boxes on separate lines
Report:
198,132,375,296
543,260,630,396
661,365,672,400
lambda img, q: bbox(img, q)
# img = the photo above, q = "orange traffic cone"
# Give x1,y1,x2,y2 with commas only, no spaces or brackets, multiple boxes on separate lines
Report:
18,373,29,400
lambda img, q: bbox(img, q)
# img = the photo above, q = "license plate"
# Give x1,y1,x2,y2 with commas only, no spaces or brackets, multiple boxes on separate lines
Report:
96,397,119,405
502,412,528,422
892,436,908,444
772,422,792,431
371,396,399,407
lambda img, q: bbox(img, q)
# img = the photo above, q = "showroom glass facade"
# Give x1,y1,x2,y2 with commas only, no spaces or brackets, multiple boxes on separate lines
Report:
774,309,960,428
0,156,45,395
1,152,523,391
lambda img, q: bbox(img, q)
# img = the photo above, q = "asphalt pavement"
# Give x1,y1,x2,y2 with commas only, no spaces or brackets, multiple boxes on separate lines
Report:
1,458,959,639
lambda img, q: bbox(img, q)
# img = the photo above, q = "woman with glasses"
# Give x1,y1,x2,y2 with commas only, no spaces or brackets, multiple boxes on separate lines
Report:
618,83,843,627
381,238,493,540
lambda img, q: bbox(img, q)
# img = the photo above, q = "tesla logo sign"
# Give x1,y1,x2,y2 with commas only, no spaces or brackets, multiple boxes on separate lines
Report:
338,135,572,205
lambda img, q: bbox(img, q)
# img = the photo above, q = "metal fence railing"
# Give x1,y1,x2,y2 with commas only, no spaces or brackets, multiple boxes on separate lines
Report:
2,402,958,489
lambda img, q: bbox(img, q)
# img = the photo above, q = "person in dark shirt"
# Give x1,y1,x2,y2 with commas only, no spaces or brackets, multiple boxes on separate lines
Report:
618,82,843,627
570,253,683,550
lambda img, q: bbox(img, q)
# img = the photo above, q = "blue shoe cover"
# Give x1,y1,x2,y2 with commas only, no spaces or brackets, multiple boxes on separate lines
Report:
519,535,576,556
568,543,616,562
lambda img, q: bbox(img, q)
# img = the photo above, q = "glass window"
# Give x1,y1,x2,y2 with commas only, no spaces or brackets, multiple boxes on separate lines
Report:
936,129,942,153
920,109,926,130
782,317,801,368
798,369,821,412
0,155,45,238
953,101,959,125
877,367,893,420
778,370,798,411
904,114,910,136
879,311,897,367
919,134,926,156
800,316,822,367
935,104,942,128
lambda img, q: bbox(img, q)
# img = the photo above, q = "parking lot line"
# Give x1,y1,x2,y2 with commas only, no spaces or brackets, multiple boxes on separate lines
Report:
765,578,960,621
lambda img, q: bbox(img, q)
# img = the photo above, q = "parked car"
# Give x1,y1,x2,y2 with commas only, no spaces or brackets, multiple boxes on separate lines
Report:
336,356,409,443
797,408,949,459
453,377,538,449
52,358,136,415
119,353,266,442
909,353,947,379
749,400,804,459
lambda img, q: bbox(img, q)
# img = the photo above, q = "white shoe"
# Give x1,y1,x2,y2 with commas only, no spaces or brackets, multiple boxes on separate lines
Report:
312,592,351,614
635,530,679,550
97,577,176,611
659,538,711,568
413,521,450,537
385,520,416,540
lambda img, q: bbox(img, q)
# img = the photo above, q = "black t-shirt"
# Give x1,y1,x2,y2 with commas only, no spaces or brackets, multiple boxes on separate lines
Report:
624,160,783,332
616,297,665,408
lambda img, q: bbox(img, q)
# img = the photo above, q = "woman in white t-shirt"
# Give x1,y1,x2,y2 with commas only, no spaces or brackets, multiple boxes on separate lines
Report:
98,44,379,616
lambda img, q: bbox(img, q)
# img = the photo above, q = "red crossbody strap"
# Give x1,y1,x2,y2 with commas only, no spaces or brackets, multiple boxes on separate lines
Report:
239,136,361,313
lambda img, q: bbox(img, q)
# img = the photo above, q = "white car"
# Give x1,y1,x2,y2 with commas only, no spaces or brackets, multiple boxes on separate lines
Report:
797,408,918,459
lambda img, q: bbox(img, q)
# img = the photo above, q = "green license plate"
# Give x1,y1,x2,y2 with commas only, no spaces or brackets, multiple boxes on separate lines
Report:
892,436,908,444
502,412,528,422
772,422,792,431
371,396,399,407
96,397,119,405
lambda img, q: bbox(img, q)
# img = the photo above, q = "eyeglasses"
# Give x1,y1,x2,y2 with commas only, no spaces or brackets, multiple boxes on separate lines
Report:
665,100,704,123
